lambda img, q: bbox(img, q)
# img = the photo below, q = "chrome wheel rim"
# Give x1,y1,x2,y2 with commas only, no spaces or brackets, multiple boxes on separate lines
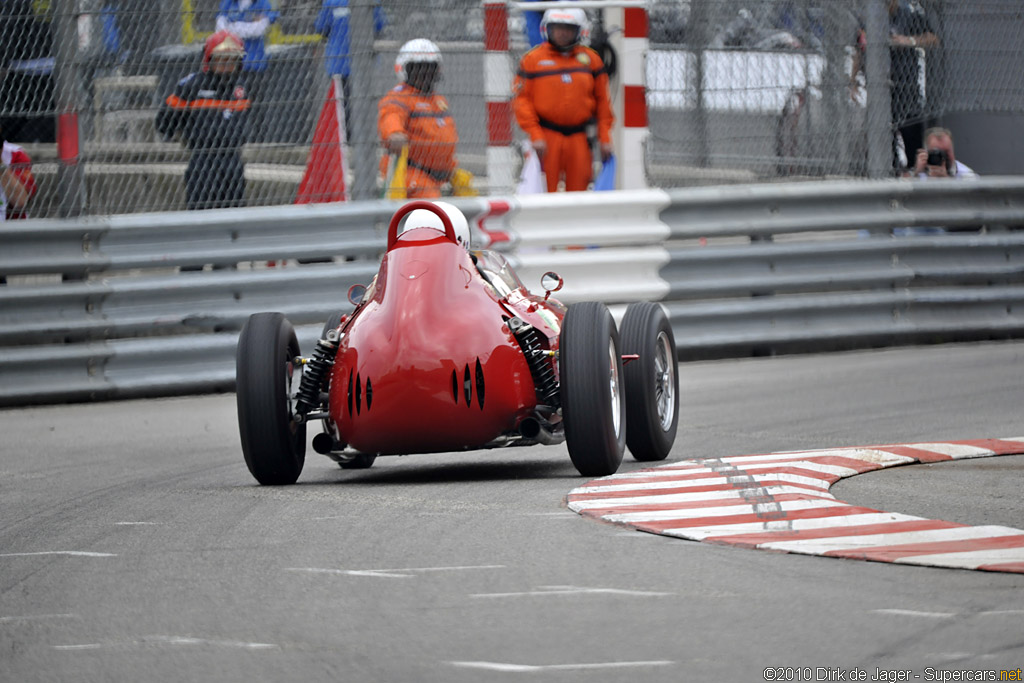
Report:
654,331,675,431
608,338,622,437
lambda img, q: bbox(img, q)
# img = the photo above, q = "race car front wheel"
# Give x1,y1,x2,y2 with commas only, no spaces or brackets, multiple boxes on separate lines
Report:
560,302,625,477
621,302,679,462
236,312,306,485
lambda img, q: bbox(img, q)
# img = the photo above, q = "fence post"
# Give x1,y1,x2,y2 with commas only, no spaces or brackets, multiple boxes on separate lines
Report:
484,1,516,194
54,0,87,217
348,0,377,201
865,0,893,178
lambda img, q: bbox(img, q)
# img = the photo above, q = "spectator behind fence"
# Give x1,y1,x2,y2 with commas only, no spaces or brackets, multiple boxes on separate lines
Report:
315,0,386,142
513,8,613,193
378,39,459,199
888,0,939,173
216,0,277,74
913,127,978,181
0,122,37,220
216,0,277,138
891,127,977,236
156,31,250,211
0,121,38,284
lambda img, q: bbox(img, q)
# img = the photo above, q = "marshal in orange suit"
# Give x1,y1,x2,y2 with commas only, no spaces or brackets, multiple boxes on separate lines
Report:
513,8,613,193
378,39,459,199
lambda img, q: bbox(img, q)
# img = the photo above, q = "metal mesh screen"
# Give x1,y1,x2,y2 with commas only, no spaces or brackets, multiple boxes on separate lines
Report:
646,0,1024,187
0,1,1021,217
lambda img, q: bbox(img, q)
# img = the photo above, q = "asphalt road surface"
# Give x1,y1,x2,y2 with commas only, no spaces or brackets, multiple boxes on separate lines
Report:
2,341,1023,682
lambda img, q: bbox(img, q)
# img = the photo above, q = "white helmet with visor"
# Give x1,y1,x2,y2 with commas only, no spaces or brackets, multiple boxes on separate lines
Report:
402,201,472,250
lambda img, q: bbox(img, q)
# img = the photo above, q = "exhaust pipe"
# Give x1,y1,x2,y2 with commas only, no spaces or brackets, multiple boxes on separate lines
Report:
518,417,562,446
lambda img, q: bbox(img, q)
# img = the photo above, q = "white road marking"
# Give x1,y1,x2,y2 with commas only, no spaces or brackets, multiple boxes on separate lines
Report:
573,472,831,494
0,613,79,623
571,484,835,511
0,551,116,558
520,512,579,517
896,546,1024,568
285,565,505,579
471,585,672,598
449,660,675,672
906,443,995,459
679,512,923,540
54,636,277,650
761,525,1024,554
602,497,849,524
870,609,956,619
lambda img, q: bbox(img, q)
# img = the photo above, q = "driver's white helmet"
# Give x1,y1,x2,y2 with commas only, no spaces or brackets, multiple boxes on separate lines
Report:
540,8,589,48
402,201,471,250
395,38,442,81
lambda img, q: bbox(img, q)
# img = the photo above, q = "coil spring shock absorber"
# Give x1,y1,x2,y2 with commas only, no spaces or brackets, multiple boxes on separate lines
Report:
294,328,340,418
508,317,559,407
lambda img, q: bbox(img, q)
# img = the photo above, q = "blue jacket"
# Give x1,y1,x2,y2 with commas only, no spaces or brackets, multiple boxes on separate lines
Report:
315,0,386,77
217,0,279,72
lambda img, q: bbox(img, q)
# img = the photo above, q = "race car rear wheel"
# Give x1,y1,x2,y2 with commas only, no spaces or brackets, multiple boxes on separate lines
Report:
560,302,625,477
236,312,306,485
621,302,679,462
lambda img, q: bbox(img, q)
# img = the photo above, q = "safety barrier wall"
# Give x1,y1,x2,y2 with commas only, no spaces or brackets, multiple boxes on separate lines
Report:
3,177,1024,406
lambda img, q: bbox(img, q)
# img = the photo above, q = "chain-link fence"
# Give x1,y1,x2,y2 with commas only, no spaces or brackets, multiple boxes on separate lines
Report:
646,0,1024,186
0,1,1021,217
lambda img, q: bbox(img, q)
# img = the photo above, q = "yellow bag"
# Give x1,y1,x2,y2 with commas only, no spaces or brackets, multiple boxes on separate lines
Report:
451,167,478,197
384,146,408,200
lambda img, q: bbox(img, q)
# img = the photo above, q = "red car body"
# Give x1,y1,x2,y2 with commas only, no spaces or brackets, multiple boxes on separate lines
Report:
326,202,564,455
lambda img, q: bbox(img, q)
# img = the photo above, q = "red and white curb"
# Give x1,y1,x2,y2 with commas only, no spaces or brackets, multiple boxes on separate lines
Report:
567,439,1024,573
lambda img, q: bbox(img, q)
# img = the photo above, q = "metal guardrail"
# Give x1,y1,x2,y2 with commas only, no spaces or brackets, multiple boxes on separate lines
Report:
3,178,1024,406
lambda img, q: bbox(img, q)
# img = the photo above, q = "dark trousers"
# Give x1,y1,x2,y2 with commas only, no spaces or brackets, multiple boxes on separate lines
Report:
185,151,245,211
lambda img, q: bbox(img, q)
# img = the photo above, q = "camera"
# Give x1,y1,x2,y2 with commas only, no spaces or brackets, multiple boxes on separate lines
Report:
926,148,948,168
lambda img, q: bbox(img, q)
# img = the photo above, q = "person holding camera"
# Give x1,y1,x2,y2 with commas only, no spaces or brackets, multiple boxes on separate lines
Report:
913,127,977,180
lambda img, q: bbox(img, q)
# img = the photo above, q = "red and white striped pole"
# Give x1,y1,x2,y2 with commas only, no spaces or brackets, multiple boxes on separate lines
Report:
618,5,649,189
483,1,517,194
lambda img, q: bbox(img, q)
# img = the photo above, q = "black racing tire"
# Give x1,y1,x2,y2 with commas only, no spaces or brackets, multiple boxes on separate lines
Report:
340,453,377,470
621,302,679,462
236,312,306,485
560,301,626,477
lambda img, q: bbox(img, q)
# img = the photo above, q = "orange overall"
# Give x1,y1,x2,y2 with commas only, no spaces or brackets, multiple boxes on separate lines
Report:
513,43,613,192
378,84,458,198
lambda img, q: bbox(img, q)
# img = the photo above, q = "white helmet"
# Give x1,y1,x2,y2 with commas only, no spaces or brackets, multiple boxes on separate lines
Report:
540,8,589,48
395,38,442,81
402,201,471,250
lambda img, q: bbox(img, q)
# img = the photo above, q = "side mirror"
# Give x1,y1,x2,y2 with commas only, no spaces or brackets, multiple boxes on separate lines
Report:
347,284,367,306
541,272,563,300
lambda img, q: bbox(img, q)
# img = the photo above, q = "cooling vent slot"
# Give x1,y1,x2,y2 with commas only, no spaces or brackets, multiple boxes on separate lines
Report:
463,365,472,406
365,378,372,411
451,369,459,405
347,369,353,415
475,358,485,409
356,374,362,415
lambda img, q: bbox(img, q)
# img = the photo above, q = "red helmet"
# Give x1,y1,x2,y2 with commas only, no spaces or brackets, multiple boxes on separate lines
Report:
202,30,245,71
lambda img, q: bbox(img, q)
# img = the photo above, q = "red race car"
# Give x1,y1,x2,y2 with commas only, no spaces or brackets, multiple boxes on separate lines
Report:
235,201,679,485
